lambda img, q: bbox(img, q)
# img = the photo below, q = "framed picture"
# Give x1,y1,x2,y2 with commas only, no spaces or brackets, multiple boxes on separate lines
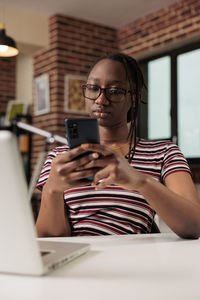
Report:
5,100,28,125
64,74,87,114
34,74,50,115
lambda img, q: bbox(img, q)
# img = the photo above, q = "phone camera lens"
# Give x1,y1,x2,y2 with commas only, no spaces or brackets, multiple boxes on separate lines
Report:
69,127,78,138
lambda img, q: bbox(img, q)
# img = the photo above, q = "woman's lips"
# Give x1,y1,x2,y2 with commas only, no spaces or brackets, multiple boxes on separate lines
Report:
93,111,111,118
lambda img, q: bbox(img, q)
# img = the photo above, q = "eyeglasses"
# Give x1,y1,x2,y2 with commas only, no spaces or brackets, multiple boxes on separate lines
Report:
82,84,132,103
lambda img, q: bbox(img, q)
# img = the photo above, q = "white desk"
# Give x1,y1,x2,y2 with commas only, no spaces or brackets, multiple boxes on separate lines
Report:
0,233,200,300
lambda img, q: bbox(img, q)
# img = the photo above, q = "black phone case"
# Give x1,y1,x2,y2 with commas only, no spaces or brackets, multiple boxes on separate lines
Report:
65,118,100,181
65,118,100,149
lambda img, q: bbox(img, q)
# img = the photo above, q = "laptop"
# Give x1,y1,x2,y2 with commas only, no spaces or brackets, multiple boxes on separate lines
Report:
0,130,90,276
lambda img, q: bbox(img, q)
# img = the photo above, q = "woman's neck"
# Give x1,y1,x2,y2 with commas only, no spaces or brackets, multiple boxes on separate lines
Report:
99,124,129,145
99,124,132,156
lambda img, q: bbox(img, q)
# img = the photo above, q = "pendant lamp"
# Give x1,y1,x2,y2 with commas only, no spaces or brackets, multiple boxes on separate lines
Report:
0,23,19,57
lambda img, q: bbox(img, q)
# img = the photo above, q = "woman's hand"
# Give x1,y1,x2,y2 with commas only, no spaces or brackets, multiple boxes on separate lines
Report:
80,143,147,191
45,146,100,193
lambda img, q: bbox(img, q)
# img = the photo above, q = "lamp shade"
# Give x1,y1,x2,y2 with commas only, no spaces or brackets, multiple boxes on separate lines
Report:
0,28,19,57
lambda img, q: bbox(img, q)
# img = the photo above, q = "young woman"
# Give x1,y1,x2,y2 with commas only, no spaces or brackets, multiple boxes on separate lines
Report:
36,53,200,238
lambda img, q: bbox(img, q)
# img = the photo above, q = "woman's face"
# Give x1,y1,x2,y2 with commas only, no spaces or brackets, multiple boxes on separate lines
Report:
85,59,132,128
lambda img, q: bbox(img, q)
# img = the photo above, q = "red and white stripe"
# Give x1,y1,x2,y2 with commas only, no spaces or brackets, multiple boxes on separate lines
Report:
37,139,191,235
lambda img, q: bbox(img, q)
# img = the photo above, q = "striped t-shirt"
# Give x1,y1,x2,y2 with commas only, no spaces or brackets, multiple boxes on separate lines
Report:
37,139,191,235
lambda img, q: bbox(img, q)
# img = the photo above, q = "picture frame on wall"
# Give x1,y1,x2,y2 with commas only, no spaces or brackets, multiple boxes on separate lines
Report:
64,74,87,114
34,74,50,115
5,100,28,125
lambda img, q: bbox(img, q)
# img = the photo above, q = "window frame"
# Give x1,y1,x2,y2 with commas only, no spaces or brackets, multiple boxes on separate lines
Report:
138,41,200,165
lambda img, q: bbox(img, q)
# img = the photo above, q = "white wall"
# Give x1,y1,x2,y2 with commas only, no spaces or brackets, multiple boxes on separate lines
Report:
16,53,33,105
4,7,49,49
2,7,49,105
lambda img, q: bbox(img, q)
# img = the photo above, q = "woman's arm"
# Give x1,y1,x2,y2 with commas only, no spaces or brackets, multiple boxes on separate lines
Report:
36,147,100,237
81,143,200,239
136,171,200,239
36,185,71,237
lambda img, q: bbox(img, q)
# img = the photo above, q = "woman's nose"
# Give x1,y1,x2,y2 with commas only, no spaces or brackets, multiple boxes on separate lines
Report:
95,90,110,105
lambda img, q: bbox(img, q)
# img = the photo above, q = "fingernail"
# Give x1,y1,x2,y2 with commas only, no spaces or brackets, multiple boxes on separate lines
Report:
92,152,99,159
81,144,88,149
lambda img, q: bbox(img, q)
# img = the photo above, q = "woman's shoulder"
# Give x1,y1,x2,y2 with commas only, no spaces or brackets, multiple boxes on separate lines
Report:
135,138,186,164
134,138,182,159
49,145,69,155
136,138,175,150
45,145,69,161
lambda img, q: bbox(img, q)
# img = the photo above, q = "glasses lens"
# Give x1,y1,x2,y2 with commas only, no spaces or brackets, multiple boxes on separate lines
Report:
83,85,99,100
82,85,127,102
105,88,126,102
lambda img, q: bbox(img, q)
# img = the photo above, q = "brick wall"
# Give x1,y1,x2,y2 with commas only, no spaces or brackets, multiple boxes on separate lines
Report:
32,15,118,169
0,57,16,114
118,0,200,58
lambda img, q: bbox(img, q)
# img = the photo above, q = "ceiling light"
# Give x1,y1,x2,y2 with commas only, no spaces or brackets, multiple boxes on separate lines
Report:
0,23,19,57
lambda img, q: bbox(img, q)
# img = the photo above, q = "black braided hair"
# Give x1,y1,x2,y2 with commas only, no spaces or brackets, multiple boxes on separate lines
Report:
88,53,146,163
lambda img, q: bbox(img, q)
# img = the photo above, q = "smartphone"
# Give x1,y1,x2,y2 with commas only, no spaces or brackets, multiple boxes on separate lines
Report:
65,118,100,181
65,118,100,149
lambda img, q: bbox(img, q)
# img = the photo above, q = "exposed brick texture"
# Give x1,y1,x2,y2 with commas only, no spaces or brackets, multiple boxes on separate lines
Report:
118,0,200,58
0,57,16,114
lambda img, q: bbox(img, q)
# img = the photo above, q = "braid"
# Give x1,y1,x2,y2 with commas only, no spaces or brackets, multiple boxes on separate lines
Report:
122,54,145,163
89,53,146,162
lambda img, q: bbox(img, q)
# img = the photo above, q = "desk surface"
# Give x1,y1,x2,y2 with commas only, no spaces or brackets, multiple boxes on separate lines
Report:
1,233,200,300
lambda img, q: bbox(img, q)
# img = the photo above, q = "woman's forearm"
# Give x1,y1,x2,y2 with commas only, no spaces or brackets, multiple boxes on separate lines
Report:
36,184,71,237
138,176,200,239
